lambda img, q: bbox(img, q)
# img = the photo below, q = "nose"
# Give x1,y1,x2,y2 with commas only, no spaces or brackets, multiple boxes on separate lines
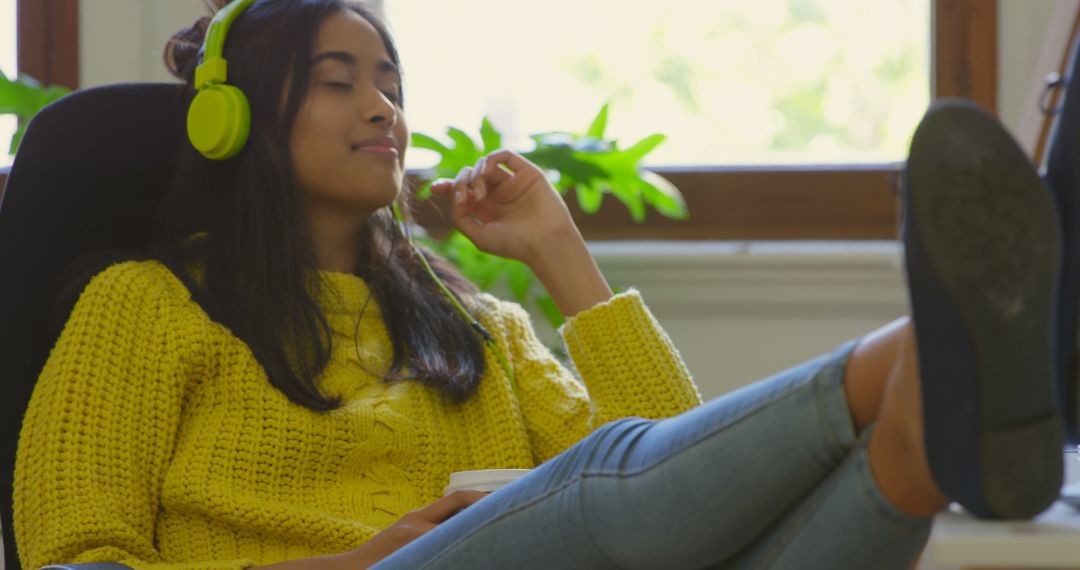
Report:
365,89,397,129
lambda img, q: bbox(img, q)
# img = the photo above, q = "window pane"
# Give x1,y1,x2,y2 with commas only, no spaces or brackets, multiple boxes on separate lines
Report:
1,0,14,168
385,0,929,168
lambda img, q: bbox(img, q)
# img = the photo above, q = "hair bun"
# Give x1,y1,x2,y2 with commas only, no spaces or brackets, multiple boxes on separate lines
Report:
163,1,235,83
163,15,212,83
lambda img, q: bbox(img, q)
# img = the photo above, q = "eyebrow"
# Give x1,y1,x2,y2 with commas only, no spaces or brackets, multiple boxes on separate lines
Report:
312,51,400,78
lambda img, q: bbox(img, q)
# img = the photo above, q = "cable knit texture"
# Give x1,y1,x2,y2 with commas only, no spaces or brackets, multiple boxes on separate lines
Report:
15,260,703,569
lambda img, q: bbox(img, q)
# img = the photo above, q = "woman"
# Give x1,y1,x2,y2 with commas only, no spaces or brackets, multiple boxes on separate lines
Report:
13,1,1065,569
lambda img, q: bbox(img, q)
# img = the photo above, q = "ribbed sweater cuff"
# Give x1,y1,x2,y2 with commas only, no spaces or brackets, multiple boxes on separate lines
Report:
559,289,702,419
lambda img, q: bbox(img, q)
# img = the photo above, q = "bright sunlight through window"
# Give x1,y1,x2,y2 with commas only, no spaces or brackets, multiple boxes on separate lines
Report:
385,0,930,169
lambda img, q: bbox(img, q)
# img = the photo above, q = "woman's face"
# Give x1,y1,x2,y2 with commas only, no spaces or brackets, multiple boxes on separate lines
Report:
290,10,408,217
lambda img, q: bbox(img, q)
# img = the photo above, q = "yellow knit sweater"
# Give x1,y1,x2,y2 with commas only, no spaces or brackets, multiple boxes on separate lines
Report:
15,260,703,569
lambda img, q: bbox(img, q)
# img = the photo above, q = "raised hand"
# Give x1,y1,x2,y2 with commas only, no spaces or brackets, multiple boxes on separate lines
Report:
429,149,576,266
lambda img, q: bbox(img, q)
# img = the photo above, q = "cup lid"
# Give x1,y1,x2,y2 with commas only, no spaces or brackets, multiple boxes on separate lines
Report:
447,469,532,488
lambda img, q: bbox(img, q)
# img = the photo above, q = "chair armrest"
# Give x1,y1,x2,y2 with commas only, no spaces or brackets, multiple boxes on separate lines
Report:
40,564,133,569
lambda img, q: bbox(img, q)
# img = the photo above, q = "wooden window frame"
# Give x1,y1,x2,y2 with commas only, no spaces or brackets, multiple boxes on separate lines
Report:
0,0,993,242
15,0,80,90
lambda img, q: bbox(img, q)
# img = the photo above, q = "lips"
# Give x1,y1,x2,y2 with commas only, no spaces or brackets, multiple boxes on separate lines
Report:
351,136,400,153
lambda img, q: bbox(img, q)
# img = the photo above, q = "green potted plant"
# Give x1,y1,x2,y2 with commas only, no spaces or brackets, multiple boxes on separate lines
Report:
411,103,688,334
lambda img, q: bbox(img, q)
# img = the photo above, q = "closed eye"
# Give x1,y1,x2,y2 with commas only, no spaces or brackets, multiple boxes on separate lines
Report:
382,91,401,105
323,82,399,105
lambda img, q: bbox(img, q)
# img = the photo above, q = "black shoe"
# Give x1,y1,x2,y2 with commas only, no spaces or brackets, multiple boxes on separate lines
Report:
904,99,1064,519
1043,34,1080,447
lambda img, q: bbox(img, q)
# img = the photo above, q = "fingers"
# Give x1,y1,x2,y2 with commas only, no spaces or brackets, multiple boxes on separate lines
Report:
429,150,535,197
483,162,513,189
430,166,475,203
417,490,490,524
452,165,475,207
429,150,528,193
429,177,454,195
483,149,537,176
470,156,488,202
443,167,488,238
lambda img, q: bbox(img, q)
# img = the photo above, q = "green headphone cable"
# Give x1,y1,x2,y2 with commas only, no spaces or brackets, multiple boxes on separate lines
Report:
391,204,519,396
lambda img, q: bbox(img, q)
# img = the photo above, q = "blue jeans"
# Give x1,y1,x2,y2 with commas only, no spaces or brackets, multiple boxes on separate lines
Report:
371,341,932,569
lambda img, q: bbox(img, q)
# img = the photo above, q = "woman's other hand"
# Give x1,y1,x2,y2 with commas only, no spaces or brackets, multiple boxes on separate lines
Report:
342,489,489,568
253,490,489,570
429,150,576,267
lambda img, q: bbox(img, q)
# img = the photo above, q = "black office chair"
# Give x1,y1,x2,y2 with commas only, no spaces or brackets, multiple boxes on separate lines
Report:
0,82,189,570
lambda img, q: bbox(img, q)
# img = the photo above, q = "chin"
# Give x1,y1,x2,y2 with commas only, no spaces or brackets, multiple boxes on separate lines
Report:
367,184,403,209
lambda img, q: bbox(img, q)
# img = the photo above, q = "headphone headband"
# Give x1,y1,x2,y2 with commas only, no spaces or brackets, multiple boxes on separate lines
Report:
195,0,256,88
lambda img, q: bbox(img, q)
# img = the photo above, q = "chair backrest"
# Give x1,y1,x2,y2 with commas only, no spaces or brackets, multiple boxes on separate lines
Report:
0,82,188,570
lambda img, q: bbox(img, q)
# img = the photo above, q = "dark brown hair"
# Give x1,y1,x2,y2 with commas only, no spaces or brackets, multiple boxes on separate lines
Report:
156,0,486,411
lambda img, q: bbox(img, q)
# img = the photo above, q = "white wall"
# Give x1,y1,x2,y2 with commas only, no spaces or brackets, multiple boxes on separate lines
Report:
997,0,1065,136
80,0,206,88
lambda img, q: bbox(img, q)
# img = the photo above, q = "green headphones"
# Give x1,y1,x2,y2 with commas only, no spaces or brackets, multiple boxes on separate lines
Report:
186,0,518,395
187,0,255,160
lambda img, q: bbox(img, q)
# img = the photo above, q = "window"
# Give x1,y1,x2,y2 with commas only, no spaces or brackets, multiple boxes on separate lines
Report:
382,0,993,240
0,1,994,241
386,0,930,170
1,0,16,168
386,0,994,240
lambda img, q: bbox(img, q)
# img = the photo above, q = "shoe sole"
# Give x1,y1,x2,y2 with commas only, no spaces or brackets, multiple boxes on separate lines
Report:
904,100,1064,519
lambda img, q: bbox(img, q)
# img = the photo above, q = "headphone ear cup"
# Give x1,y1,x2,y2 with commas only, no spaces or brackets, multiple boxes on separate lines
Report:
187,84,251,160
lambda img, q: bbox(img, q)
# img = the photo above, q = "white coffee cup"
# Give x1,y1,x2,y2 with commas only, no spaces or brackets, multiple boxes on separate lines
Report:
443,469,532,496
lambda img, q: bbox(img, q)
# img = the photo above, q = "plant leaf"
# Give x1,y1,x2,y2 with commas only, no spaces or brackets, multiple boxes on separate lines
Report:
411,132,449,154
623,133,666,163
507,262,533,302
41,85,71,105
0,76,43,116
523,146,609,186
575,183,604,214
640,171,689,220
620,186,647,222
36,85,71,114
415,180,434,200
10,120,28,155
571,136,611,153
480,117,502,153
603,172,647,223
586,102,610,138
447,127,479,159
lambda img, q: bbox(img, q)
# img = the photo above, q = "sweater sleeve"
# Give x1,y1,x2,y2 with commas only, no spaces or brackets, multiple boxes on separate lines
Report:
482,289,703,465
13,261,255,570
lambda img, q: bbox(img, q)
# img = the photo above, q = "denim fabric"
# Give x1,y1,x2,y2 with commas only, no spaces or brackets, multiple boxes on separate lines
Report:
371,340,932,569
